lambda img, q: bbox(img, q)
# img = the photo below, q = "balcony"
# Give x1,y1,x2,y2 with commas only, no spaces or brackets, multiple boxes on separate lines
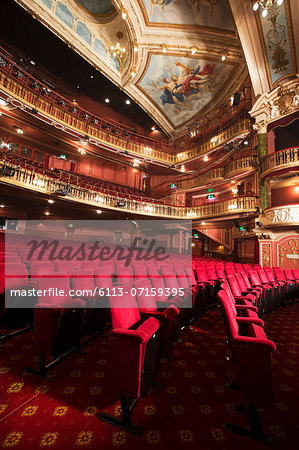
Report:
177,168,224,191
261,147,299,179
224,156,256,178
177,156,257,192
0,161,258,219
176,119,252,163
264,205,299,227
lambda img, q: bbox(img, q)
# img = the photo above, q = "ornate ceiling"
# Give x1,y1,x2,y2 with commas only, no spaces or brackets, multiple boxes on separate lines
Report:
14,0,248,136
16,0,298,138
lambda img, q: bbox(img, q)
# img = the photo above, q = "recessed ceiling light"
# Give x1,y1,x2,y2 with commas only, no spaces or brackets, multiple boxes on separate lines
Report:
30,60,35,65
244,140,248,145
201,222,206,225
90,75,94,79
105,98,110,103
45,211,50,215
0,99,8,106
16,128,23,135
221,55,226,61
48,199,54,204
125,99,130,105
203,155,209,161
151,126,156,131
0,204,5,208
96,210,102,214
77,85,80,89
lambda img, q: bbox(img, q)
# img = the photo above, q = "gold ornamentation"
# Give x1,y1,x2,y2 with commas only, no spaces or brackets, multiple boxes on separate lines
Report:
111,431,127,446
262,243,271,266
53,406,68,416
7,382,24,393
2,432,23,447
39,432,59,447
76,431,93,446
21,405,38,416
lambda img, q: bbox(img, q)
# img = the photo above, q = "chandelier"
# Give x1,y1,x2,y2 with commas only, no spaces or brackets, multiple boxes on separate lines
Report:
253,0,283,17
109,43,126,58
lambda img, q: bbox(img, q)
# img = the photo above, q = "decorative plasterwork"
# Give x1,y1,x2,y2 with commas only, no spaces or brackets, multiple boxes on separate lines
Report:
264,204,299,227
249,75,299,133
14,0,246,137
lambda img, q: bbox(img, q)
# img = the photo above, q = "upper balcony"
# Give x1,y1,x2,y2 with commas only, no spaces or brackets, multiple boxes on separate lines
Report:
0,47,252,167
264,205,299,227
261,147,299,179
177,156,257,192
0,160,258,220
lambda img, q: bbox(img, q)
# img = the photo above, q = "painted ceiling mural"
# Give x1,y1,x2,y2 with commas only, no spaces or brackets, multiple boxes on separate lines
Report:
258,2,294,85
75,0,115,15
139,55,233,126
141,0,234,30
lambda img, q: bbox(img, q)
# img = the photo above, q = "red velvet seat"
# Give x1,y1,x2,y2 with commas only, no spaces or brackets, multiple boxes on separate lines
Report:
72,269,108,334
98,289,162,434
257,269,283,308
248,271,272,312
273,267,296,299
135,279,179,355
27,273,85,378
194,265,217,306
30,261,55,287
217,288,276,444
227,274,262,314
1,262,36,340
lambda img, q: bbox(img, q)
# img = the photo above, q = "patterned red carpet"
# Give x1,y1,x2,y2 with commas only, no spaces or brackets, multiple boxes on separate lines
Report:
1,303,298,449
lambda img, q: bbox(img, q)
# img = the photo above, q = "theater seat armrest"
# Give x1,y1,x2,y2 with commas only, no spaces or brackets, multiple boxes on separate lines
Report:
164,305,180,319
235,295,253,302
140,311,167,322
235,304,258,313
111,328,148,344
237,316,264,327
234,336,276,352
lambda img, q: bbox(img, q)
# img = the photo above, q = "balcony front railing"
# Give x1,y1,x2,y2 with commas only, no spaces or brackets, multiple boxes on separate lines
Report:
224,156,256,178
177,168,224,190
176,119,252,163
261,147,299,178
264,205,299,226
0,160,258,219
177,156,257,191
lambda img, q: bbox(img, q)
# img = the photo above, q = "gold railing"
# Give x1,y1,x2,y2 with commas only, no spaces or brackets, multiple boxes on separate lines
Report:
176,119,252,163
177,168,224,190
261,147,299,178
177,156,257,191
225,156,256,178
0,161,258,219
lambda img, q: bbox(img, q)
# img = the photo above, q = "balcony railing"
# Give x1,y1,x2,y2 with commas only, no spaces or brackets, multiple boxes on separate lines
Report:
0,161,258,219
177,156,257,191
264,205,299,226
176,119,252,163
224,156,256,178
261,147,299,178
177,168,224,190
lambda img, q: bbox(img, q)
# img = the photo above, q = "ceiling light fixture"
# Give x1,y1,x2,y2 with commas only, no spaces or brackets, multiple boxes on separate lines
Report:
162,46,167,53
16,128,23,135
0,112,2,117
221,55,226,61
0,99,8,106
203,156,209,162
151,126,156,131
121,11,127,20
45,211,50,216
125,99,130,105
201,222,206,225
181,165,186,172
110,43,126,58
105,98,110,103
96,210,102,214
253,0,283,16
0,204,5,208
131,70,136,77
78,148,86,155
191,48,196,55
48,199,54,204
134,45,138,53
